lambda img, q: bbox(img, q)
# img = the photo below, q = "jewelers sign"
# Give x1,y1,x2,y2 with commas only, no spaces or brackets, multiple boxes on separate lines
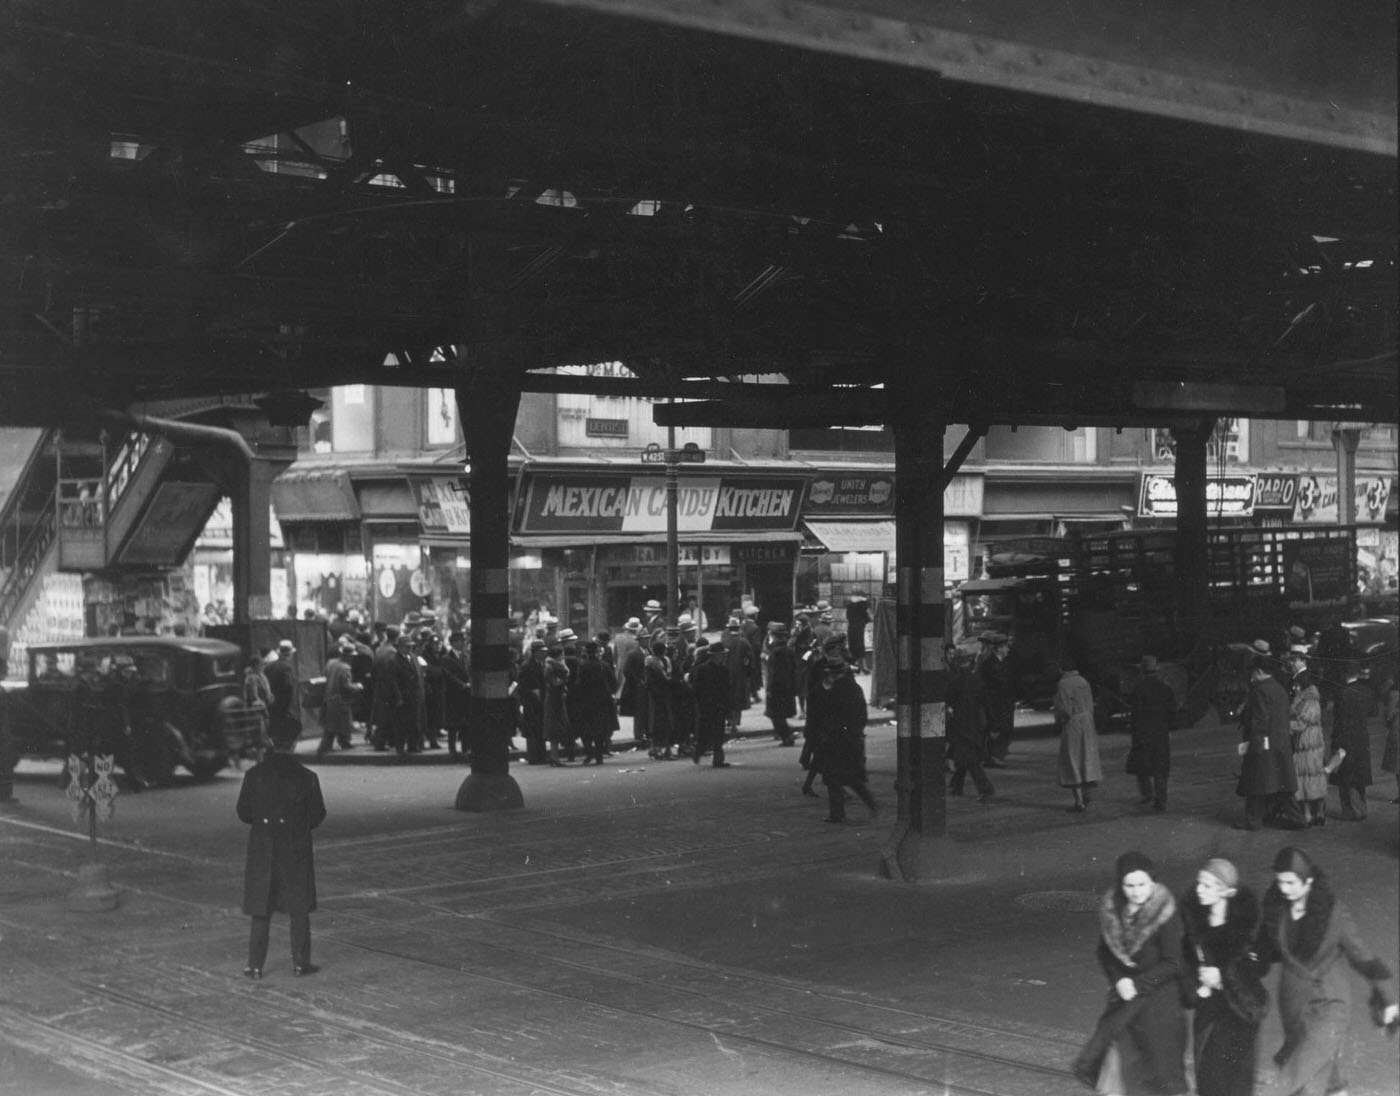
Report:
514,473,806,533
1138,474,1257,518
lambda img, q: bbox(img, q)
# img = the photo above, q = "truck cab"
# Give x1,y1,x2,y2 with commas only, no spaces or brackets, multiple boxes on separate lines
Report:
953,575,1062,707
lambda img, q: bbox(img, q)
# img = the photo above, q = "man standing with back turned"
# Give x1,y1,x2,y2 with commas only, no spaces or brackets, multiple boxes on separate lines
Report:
237,720,327,979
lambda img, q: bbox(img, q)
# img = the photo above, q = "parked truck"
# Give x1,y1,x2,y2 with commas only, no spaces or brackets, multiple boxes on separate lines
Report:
950,525,1364,720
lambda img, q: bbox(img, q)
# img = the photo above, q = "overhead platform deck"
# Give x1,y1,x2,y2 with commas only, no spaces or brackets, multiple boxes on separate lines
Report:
0,0,1395,425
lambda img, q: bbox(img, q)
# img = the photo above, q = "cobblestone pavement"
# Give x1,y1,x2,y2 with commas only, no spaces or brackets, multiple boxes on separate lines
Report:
1,709,1397,1096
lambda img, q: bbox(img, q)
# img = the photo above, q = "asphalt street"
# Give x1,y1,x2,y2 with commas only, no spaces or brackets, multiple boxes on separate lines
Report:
1,695,1397,1096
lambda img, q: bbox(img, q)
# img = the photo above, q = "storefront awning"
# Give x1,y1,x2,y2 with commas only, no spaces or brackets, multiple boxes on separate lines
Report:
512,530,803,549
271,469,359,521
802,519,896,553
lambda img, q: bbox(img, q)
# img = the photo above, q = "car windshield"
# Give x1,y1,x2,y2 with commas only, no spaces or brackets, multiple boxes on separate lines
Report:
31,647,174,688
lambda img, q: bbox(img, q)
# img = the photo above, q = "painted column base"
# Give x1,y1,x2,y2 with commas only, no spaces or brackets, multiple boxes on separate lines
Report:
67,861,120,912
878,824,964,882
454,773,524,812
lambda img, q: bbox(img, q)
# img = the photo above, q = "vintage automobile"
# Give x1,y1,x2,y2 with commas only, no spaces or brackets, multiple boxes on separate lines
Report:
1311,616,1399,711
2,637,263,785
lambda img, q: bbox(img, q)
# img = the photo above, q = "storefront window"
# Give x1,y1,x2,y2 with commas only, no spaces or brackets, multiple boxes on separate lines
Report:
293,550,369,616
426,547,471,628
332,385,374,452
371,540,426,625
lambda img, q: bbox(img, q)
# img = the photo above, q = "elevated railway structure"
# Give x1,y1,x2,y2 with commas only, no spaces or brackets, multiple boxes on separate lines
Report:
1,0,1395,876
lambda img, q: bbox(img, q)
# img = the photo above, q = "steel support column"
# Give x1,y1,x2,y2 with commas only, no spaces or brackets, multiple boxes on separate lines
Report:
454,369,524,813
1171,420,1213,631
882,408,958,881
1333,426,1361,525
229,459,281,624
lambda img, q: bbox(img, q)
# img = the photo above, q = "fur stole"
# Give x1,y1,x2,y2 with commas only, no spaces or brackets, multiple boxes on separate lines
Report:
1180,886,1267,1023
1100,882,1176,968
1179,886,1259,964
1261,873,1335,963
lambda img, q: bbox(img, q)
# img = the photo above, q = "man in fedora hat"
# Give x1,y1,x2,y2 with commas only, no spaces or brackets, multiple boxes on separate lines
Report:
641,598,663,636
979,632,1015,767
264,638,302,750
1126,655,1178,811
764,621,797,746
720,617,753,735
1235,649,1300,830
237,717,327,979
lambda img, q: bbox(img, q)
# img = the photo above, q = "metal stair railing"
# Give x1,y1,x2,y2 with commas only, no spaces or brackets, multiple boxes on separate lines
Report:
0,494,57,629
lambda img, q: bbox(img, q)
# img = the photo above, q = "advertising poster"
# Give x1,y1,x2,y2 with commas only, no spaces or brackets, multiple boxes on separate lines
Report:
1282,538,1352,609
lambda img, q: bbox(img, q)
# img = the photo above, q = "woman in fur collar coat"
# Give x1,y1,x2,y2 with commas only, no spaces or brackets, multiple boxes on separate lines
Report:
1179,858,1266,1096
1254,846,1398,1096
1285,652,1326,826
1074,852,1189,1096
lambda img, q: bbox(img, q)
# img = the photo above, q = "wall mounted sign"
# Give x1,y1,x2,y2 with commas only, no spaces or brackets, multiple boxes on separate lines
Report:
1254,472,1298,510
802,471,982,517
409,476,471,536
1291,473,1392,524
1137,474,1257,518
515,473,807,533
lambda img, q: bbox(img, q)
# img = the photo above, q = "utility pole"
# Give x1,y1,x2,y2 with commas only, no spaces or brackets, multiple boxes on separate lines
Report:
665,417,679,626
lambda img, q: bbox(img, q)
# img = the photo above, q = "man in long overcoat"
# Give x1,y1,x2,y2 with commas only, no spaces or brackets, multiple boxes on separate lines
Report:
515,640,548,764
1127,655,1177,811
690,640,732,767
264,639,302,748
764,622,798,746
810,645,878,823
572,640,617,765
237,722,327,978
369,626,403,749
316,639,361,757
1329,671,1374,820
441,630,472,761
979,634,1016,766
1236,655,1300,830
719,618,753,734
946,648,993,800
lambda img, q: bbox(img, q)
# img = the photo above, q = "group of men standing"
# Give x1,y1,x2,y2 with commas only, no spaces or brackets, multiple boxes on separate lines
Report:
250,622,473,764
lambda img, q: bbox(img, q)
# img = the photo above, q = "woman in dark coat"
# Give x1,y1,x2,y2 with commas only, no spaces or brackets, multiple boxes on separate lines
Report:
1327,673,1374,820
810,644,878,823
1074,851,1188,1096
1179,858,1266,1096
1254,846,1397,1096
1235,655,1299,830
237,726,327,978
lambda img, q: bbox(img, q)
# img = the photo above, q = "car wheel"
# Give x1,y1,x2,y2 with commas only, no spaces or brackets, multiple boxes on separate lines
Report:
134,728,177,786
188,756,227,781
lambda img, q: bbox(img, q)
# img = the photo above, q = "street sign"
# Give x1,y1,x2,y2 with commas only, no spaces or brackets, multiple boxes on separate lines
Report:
639,443,706,464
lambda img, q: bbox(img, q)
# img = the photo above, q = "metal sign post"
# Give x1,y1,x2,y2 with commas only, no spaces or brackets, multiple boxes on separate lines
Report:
65,748,120,911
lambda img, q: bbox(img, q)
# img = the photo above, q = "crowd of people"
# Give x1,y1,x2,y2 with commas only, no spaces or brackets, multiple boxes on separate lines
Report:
1075,847,1398,1096
244,598,882,824
257,598,1399,835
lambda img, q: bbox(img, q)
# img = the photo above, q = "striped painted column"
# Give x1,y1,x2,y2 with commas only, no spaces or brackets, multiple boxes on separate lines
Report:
454,376,524,812
886,414,955,879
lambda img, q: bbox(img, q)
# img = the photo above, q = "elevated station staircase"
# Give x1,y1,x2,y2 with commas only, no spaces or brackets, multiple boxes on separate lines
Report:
0,427,219,677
